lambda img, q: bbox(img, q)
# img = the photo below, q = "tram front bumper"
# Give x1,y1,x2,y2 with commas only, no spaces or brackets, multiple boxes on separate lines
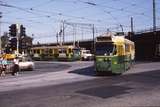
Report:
95,58,112,72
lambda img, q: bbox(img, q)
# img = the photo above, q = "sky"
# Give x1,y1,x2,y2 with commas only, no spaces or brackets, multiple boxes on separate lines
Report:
0,0,160,44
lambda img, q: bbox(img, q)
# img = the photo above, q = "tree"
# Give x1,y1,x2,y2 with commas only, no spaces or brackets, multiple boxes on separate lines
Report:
1,32,9,49
19,35,33,53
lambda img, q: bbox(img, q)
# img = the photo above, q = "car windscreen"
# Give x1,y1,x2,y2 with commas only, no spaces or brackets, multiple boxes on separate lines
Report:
96,42,115,56
82,50,90,54
19,57,32,62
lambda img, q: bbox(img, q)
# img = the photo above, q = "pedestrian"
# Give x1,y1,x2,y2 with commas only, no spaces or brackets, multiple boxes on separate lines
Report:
12,57,19,76
0,57,7,76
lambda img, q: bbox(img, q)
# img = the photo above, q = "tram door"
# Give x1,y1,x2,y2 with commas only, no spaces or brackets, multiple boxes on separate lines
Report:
58,48,67,58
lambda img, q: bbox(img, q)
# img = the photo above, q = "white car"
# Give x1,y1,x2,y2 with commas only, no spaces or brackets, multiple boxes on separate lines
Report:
18,57,35,71
81,49,94,61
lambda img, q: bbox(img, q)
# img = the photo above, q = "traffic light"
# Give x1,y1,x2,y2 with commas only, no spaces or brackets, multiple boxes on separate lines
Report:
9,38,17,50
20,25,26,37
9,24,17,37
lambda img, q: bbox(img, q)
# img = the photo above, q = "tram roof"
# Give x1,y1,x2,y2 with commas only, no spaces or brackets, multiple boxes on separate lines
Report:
112,36,134,44
31,45,78,49
96,35,134,45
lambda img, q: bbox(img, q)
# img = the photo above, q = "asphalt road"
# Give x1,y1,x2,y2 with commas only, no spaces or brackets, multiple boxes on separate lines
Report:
0,61,160,107
1,61,71,78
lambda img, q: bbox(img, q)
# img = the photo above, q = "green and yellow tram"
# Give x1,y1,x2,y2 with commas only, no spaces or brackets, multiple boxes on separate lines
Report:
31,45,81,61
95,34,135,75
31,46,56,60
55,45,81,61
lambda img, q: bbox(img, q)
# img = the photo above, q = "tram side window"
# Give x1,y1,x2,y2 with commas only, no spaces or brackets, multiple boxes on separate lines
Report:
44,49,48,54
117,45,124,55
41,49,44,54
54,49,59,54
68,48,72,53
125,44,130,53
37,49,40,54
33,50,36,54
49,49,53,54
113,45,117,55
131,45,135,52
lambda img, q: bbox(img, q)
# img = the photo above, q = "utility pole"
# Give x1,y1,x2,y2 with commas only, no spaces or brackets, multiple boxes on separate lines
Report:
120,24,124,33
153,0,156,33
16,24,20,56
62,20,65,45
131,17,134,33
56,33,58,45
59,25,62,46
0,12,2,54
73,25,76,47
152,0,159,58
92,24,95,54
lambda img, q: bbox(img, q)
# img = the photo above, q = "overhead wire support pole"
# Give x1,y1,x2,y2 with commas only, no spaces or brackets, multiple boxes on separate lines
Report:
152,0,158,58
62,20,65,45
92,24,95,54
56,33,58,45
153,0,156,33
120,24,124,33
131,17,134,33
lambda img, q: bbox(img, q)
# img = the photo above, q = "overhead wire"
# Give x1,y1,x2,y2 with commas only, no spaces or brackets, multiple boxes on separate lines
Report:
77,0,151,17
1,0,158,42
0,0,133,30
75,0,125,31
0,2,110,25
76,0,156,31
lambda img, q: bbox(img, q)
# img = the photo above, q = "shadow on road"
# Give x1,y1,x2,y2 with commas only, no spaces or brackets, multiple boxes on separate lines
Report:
68,66,96,76
69,66,120,76
68,64,160,99
77,85,132,99
76,69,160,99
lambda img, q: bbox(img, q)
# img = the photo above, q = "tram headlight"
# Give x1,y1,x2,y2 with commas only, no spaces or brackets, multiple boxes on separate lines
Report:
113,61,117,64
97,58,103,61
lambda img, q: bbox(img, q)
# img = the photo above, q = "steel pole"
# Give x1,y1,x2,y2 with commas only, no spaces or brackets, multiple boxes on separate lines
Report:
153,0,156,32
62,20,65,45
131,17,134,33
92,24,95,54
16,24,20,56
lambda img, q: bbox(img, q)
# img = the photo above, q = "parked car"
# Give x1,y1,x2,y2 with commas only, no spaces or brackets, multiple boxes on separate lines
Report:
18,56,35,71
80,49,94,61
